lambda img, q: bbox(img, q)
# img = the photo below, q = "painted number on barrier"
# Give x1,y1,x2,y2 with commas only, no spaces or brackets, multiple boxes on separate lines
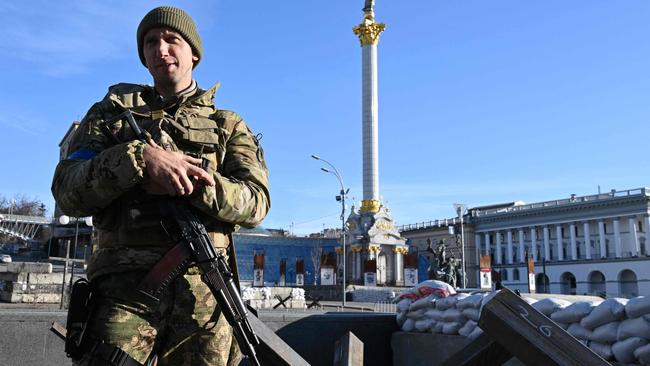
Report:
518,305,553,338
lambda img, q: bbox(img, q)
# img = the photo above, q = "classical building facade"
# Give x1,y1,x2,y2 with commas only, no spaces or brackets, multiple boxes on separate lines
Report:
400,187,650,297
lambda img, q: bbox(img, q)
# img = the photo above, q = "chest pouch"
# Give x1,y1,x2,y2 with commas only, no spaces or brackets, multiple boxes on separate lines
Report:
169,114,227,155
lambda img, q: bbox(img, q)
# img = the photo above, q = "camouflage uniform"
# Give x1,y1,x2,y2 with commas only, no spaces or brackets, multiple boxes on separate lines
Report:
52,81,270,365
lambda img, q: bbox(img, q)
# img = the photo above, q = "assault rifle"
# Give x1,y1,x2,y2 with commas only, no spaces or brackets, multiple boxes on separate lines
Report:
138,200,261,366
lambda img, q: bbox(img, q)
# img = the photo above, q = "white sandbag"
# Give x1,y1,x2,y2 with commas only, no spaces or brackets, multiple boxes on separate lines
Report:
612,337,648,364
581,298,628,330
567,323,592,341
626,296,650,319
589,341,614,361
618,317,650,341
589,321,620,344
458,320,478,337
430,321,443,334
409,294,436,312
442,321,464,335
406,308,427,320
396,311,407,327
551,301,601,324
633,342,650,364
462,308,480,322
398,280,457,301
457,293,486,309
415,319,435,332
436,293,469,310
556,322,569,331
401,318,415,332
531,298,572,316
441,308,466,323
467,326,484,340
424,308,444,321
396,298,412,312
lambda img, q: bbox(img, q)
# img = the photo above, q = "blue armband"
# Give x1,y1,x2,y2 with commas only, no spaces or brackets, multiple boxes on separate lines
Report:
66,148,98,161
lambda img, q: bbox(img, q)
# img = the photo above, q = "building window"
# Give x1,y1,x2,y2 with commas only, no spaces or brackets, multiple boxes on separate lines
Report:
603,223,607,234
513,269,520,281
561,228,565,238
574,226,578,236
639,221,643,233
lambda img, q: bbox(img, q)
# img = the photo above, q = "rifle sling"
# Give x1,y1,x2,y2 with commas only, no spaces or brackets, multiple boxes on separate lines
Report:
138,242,193,301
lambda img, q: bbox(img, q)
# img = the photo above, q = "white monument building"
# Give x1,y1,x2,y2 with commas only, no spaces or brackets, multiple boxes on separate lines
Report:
401,187,650,297
342,1,407,286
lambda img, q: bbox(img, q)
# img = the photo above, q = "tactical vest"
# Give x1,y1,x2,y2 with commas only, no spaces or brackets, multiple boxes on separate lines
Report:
92,83,243,250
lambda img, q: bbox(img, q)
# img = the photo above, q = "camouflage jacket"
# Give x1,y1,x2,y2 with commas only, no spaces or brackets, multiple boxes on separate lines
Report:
52,82,270,279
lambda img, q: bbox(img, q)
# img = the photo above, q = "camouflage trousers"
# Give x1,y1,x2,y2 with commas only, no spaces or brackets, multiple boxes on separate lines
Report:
73,270,242,366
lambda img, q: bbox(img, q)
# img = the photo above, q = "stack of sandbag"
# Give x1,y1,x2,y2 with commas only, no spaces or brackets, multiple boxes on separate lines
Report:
394,280,457,332
290,287,305,300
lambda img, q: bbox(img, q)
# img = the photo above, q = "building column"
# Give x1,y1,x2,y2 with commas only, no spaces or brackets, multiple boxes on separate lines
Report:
495,232,502,264
556,225,563,261
645,215,650,256
570,223,577,260
507,230,513,264
543,226,550,260
629,217,640,256
598,220,607,258
613,218,622,258
583,221,591,260
393,247,403,284
518,229,525,263
530,227,537,262
485,232,491,256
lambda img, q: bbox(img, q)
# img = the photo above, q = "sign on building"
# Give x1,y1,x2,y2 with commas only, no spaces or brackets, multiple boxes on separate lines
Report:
296,257,304,286
404,252,418,287
279,258,286,286
364,259,377,286
253,252,264,287
527,258,536,293
480,255,492,290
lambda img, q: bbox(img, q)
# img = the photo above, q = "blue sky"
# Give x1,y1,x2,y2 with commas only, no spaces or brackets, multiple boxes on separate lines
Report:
1,1,649,235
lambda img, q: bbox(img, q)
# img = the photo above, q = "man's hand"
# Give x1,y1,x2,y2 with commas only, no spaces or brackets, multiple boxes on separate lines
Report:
142,140,215,196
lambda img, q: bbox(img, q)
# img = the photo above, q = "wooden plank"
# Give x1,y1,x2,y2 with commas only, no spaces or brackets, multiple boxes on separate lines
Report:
246,311,312,366
441,332,512,366
333,331,363,366
479,288,610,366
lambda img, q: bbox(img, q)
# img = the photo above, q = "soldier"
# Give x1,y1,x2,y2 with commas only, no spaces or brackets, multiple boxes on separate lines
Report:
52,6,270,366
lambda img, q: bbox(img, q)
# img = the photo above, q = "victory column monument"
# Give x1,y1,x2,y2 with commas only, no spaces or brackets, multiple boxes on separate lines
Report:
344,0,408,287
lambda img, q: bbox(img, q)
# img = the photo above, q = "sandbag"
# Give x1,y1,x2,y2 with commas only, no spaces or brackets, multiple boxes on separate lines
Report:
409,294,436,312
522,296,538,305
424,308,444,321
442,321,464,335
430,321,443,334
415,319,435,332
441,308,466,323
457,293,486,309
467,326,484,340
531,298,571,316
398,280,457,300
626,296,650,319
618,317,650,341
612,337,648,364
436,293,469,310
459,320,478,337
396,311,407,326
462,308,480,322
633,342,650,364
396,298,412,312
581,298,628,330
402,318,415,332
479,291,498,313
567,323,592,341
551,301,600,324
406,308,427,320
589,321,620,344
589,341,614,361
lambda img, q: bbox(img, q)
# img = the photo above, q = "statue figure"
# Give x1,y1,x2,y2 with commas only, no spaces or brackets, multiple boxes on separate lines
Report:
436,238,447,268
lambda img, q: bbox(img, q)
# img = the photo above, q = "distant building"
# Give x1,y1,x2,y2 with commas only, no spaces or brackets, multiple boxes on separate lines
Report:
400,187,650,297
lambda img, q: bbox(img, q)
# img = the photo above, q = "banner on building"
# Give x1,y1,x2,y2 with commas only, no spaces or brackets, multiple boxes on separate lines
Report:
253,252,265,287
296,257,304,287
527,258,536,293
404,268,417,287
279,258,286,286
364,272,376,286
321,267,335,285
480,255,492,290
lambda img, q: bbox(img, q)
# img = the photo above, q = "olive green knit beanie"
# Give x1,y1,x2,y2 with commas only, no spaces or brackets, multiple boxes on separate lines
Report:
137,6,203,68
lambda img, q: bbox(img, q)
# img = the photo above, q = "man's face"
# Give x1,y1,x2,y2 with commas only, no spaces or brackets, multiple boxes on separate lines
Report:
142,27,198,92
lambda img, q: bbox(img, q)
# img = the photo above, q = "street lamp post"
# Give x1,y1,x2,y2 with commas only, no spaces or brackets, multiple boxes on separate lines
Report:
311,155,348,307
453,204,468,288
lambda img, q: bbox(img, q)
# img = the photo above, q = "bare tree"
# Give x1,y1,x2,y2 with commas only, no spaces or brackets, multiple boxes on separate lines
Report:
310,240,323,285
0,194,47,217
